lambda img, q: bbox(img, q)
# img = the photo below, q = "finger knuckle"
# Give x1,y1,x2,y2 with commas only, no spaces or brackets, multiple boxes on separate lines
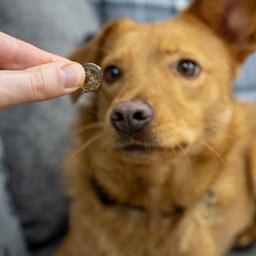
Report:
29,69,48,99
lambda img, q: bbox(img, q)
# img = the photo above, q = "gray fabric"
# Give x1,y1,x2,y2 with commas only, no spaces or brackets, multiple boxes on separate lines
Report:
0,0,100,56
93,2,184,24
0,136,29,256
0,100,73,256
0,0,99,255
233,52,256,102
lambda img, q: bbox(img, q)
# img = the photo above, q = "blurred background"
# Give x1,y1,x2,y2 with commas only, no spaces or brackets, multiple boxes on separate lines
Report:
0,0,255,255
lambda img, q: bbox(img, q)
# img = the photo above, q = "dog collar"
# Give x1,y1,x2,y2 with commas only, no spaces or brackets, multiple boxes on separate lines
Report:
91,177,185,216
201,186,224,226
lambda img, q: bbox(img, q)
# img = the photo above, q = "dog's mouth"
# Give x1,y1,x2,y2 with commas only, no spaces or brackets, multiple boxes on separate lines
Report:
122,144,161,153
119,142,188,155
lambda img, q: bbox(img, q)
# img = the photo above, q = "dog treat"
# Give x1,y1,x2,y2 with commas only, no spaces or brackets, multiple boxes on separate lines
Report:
78,63,103,93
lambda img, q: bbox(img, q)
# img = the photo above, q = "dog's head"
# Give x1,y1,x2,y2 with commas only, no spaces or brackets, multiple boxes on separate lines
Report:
70,0,256,162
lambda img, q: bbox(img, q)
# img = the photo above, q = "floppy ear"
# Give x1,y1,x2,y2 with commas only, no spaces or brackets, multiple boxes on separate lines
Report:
184,0,256,63
68,18,136,102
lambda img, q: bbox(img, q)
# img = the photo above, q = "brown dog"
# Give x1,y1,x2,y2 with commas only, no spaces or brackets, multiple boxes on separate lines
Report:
55,0,256,255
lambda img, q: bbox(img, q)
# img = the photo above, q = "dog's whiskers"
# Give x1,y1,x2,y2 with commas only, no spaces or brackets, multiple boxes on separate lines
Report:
73,122,104,134
175,120,234,140
173,128,226,166
89,140,103,178
76,131,104,155
63,131,104,166
196,139,227,166
79,107,106,121
170,134,193,171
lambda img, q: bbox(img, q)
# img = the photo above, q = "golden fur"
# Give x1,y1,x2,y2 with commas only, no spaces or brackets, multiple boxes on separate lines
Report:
55,0,256,255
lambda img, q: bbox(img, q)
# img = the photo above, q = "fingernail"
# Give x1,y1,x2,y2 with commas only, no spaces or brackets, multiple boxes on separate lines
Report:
61,63,84,88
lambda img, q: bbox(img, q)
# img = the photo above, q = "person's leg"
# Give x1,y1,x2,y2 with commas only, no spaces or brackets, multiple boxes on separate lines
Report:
0,136,29,256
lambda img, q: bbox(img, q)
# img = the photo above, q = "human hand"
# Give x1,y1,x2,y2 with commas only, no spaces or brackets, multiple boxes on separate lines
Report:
0,32,85,114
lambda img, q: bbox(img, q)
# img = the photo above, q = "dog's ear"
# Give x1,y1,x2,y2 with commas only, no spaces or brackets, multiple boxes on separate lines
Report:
69,18,136,102
185,0,256,63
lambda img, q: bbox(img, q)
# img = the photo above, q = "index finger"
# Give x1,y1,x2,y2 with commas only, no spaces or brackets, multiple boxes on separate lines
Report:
0,31,69,70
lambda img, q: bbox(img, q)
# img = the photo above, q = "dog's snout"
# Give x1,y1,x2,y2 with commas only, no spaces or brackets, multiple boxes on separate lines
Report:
110,102,153,134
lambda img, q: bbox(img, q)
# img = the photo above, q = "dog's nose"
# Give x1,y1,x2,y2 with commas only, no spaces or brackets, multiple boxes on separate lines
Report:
110,101,153,134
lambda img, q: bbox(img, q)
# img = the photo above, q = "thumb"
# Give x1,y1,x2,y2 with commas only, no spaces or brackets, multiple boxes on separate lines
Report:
0,61,85,108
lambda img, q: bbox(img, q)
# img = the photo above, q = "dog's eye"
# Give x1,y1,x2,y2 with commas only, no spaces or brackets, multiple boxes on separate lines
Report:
177,60,200,78
104,66,121,84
